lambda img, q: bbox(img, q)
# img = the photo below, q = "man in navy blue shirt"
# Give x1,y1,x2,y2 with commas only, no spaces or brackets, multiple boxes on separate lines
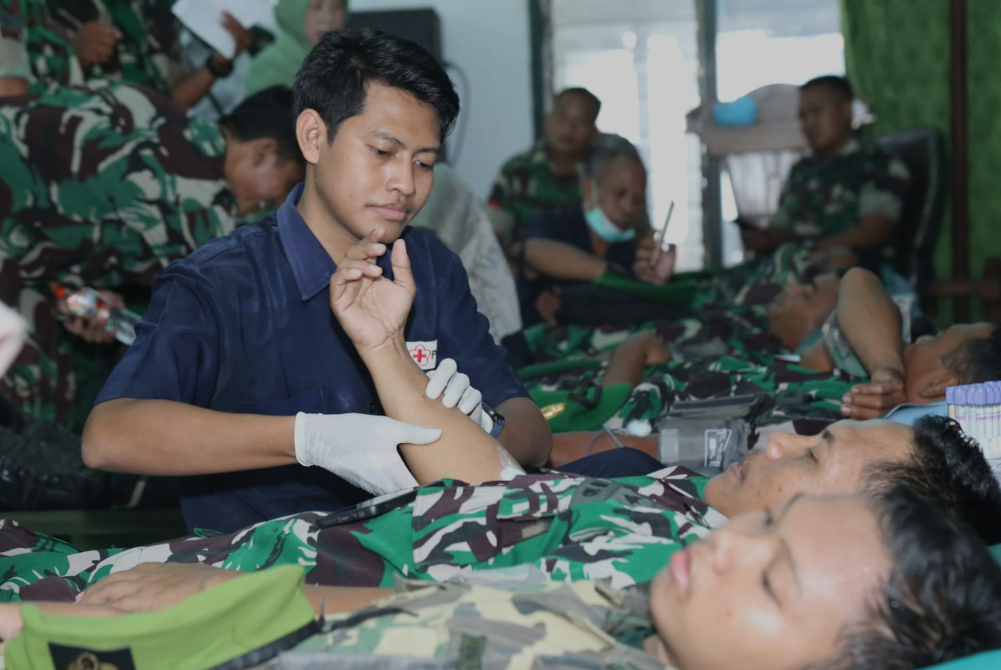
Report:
81,30,553,534
520,144,676,325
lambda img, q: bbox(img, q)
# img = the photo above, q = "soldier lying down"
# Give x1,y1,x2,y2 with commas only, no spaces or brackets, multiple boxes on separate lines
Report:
2,490,1001,670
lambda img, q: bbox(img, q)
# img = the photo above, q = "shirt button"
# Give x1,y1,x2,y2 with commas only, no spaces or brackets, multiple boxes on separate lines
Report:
369,402,377,413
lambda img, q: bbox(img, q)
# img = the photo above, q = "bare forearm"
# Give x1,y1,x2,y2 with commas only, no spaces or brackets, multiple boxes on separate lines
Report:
524,239,607,281
361,340,514,483
302,586,393,616
0,77,28,97
495,397,552,468
814,215,894,252
836,268,904,375
171,68,216,108
82,398,297,475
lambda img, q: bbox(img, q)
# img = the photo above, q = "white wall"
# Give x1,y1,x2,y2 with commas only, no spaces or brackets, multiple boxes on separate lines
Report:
352,0,535,199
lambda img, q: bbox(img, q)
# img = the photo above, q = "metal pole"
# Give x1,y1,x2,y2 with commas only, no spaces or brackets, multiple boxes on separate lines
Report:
950,0,970,322
698,0,723,269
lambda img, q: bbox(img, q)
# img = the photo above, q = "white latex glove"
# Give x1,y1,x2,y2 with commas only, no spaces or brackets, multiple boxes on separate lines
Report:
294,412,441,496
0,302,26,377
425,358,484,426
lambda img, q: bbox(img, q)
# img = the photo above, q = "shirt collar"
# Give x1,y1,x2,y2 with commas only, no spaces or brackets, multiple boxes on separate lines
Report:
277,183,338,302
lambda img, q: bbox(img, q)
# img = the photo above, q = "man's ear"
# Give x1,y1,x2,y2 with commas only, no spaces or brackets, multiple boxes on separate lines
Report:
918,371,960,399
296,109,326,165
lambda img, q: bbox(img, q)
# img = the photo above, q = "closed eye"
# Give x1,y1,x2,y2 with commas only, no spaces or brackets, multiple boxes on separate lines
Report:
369,146,391,157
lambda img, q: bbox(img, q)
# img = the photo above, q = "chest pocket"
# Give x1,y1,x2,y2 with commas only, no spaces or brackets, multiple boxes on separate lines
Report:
411,477,578,569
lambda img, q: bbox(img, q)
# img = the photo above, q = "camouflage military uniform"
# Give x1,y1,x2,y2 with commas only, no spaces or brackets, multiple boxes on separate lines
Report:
0,468,723,601
524,243,816,366
769,136,911,238
526,353,856,435
0,0,82,91
279,578,670,670
489,133,646,248
0,0,183,93
74,0,180,92
0,80,237,425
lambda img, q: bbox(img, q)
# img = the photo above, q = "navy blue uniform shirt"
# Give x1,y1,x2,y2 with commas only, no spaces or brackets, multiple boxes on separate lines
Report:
96,184,529,533
518,208,638,325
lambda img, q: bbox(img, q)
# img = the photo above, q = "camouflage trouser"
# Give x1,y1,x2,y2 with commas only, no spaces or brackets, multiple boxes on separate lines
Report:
525,354,857,434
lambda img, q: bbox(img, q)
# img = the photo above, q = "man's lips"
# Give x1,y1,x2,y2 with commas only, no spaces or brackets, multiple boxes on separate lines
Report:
668,548,691,596
371,205,410,222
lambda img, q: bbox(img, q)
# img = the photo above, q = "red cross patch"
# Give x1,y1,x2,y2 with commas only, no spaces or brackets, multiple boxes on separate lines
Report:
406,340,438,370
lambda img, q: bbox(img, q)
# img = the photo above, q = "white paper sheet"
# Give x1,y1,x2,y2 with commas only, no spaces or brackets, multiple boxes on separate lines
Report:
172,0,278,60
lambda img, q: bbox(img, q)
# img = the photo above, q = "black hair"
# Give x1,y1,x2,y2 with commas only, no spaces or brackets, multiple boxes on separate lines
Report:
554,87,601,121
292,29,459,143
585,140,645,182
801,75,854,102
220,86,302,165
943,324,1001,384
858,415,1001,545
808,485,1001,670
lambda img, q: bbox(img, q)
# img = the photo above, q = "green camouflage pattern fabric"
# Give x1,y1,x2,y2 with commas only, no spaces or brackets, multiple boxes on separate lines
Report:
278,578,669,670
768,136,911,238
73,0,181,92
0,0,80,90
525,242,818,365
0,80,237,425
489,133,647,247
0,0,180,93
525,353,857,435
0,468,723,602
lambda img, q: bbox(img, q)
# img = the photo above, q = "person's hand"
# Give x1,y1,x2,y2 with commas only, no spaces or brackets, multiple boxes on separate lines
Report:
58,289,124,344
330,229,415,353
73,22,121,67
294,412,441,495
78,563,241,613
0,603,24,653
840,367,907,420
535,289,561,326
205,11,252,76
633,236,676,286
426,358,484,426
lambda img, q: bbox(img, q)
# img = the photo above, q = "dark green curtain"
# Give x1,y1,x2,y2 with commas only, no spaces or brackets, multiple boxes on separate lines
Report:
842,0,1001,321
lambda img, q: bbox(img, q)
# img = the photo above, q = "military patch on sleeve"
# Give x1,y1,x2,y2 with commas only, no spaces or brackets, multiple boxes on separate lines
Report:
48,644,137,670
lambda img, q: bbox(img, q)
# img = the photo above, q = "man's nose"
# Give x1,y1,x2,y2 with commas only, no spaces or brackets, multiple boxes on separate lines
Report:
710,522,774,574
387,159,416,196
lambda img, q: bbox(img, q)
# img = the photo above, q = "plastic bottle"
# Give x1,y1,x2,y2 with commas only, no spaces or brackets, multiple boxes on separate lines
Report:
52,285,139,346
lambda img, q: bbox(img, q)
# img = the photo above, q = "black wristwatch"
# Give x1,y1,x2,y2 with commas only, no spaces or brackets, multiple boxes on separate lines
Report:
205,56,233,79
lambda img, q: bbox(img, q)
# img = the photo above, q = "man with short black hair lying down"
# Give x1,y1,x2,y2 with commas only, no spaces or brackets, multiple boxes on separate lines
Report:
798,267,1001,419
3,487,1001,670
4,412,999,599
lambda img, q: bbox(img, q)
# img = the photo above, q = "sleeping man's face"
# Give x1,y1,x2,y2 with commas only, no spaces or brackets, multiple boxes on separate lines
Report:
649,495,890,670
703,420,913,518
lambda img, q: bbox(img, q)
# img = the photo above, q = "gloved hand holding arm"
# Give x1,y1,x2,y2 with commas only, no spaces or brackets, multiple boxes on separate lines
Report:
330,230,523,486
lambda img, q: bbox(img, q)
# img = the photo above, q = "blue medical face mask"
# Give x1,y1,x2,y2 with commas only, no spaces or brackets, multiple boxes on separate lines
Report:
585,198,636,243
